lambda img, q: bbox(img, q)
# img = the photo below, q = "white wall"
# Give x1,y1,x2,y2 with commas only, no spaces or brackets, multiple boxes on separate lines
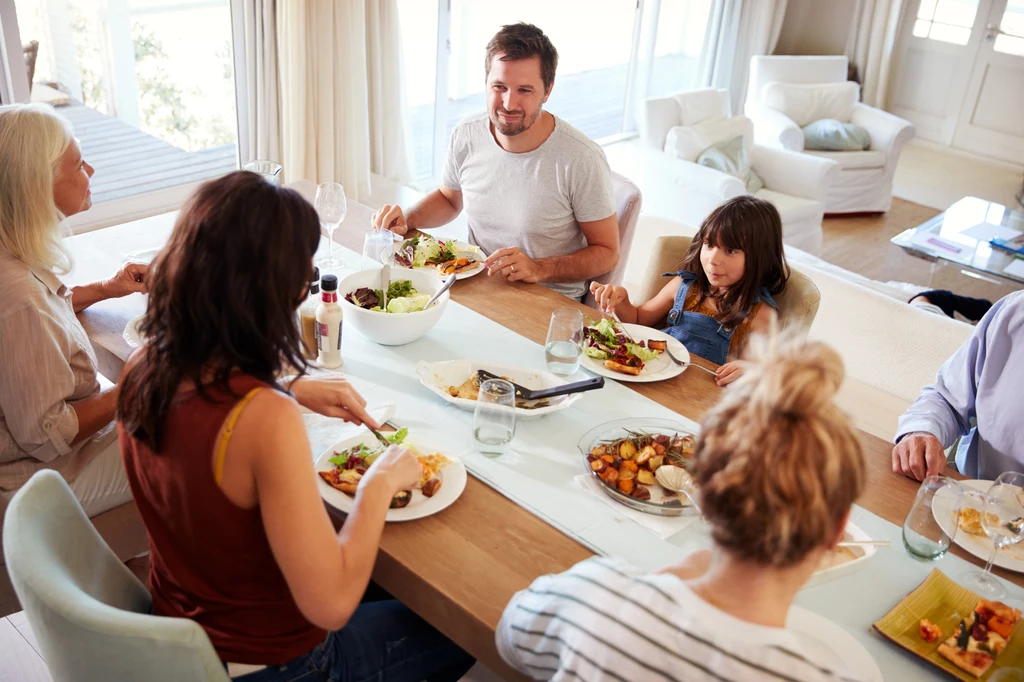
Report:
774,0,858,56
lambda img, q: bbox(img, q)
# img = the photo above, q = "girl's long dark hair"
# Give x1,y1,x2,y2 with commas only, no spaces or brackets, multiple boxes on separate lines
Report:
118,171,320,451
680,195,790,329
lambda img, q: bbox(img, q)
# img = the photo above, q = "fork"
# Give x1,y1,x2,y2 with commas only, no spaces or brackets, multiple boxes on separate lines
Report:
607,311,639,345
367,424,393,448
665,347,719,377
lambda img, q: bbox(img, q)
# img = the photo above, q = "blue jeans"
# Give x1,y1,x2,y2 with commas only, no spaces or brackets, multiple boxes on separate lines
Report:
233,600,474,682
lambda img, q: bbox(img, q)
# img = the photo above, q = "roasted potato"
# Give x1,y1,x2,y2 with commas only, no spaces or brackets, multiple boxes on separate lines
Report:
654,434,670,445
618,467,636,481
620,460,639,473
636,446,656,465
631,486,651,501
599,468,619,485
619,441,638,459
612,456,623,469
390,491,412,508
617,479,635,494
637,470,656,486
590,445,609,458
601,454,615,464
590,459,607,473
652,442,667,456
647,455,664,471
422,478,442,498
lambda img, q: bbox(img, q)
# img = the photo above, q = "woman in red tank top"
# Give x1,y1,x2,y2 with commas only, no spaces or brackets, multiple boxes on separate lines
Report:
117,172,472,681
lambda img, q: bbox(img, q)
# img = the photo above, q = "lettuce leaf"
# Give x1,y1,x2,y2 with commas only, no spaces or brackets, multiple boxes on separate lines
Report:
413,238,441,267
345,287,382,309
584,346,609,360
627,343,660,362
387,280,415,299
386,293,430,313
386,427,408,444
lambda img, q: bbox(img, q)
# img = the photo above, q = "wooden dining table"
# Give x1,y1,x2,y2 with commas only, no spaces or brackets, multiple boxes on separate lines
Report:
64,190,1015,682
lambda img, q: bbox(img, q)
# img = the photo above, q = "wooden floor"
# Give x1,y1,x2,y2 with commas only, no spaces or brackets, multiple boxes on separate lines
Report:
55,103,238,204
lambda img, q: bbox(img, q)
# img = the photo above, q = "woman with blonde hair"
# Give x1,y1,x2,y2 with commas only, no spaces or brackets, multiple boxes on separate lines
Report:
497,334,867,681
0,103,147,515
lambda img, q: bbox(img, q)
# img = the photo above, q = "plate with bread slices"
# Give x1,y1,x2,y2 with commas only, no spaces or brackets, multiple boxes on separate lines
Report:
580,318,688,383
393,234,483,280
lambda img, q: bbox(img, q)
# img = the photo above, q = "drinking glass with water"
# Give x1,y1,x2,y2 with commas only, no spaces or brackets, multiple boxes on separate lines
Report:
473,379,516,457
545,308,583,376
902,475,962,560
362,228,395,270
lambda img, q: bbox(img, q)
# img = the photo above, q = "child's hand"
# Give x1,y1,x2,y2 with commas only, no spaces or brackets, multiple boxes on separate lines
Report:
716,361,749,387
589,282,628,313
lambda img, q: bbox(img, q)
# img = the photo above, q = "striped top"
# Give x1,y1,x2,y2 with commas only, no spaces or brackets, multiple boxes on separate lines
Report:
496,557,864,682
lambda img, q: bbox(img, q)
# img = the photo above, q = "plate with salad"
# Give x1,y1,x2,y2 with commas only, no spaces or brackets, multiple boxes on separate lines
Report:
580,318,688,383
394,234,484,280
345,279,433,314
315,427,466,522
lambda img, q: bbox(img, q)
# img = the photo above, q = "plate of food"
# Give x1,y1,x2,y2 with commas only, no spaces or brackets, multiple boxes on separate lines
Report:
415,359,585,419
577,418,698,516
789,607,884,682
123,314,146,348
393,234,483,280
315,428,466,522
874,568,1024,680
807,520,880,587
932,480,1024,573
580,318,688,383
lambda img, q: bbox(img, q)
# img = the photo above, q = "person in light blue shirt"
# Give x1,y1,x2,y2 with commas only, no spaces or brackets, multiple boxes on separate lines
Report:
893,290,1024,481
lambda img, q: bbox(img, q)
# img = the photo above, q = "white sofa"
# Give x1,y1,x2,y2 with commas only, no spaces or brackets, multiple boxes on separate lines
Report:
744,56,915,215
639,89,836,255
623,215,972,403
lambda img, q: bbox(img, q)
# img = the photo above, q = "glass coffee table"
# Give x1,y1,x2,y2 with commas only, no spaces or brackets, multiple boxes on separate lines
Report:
890,197,1024,288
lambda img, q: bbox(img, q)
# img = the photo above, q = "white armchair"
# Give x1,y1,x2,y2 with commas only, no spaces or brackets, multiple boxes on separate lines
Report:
745,56,915,214
639,88,836,255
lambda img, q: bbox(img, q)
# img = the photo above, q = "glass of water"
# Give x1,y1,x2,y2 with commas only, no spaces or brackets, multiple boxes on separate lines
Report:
362,228,395,269
902,475,962,560
473,379,516,457
545,307,583,376
962,472,1024,599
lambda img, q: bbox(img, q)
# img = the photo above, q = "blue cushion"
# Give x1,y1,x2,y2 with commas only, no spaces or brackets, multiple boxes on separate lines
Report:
802,119,871,151
696,136,764,194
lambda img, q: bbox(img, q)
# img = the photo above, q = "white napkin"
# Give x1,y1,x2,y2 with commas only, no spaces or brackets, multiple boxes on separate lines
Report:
574,474,699,540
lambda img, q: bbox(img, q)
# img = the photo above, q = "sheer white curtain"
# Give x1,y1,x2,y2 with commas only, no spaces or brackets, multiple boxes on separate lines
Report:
698,0,788,114
240,0,281,164
277,0,411,200
847,0,904,109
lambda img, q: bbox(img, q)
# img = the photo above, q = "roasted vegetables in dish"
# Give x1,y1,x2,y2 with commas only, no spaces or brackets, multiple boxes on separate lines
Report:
586,430,696,503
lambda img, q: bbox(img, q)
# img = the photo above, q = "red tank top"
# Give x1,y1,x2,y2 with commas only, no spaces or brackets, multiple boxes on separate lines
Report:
118,374,327,664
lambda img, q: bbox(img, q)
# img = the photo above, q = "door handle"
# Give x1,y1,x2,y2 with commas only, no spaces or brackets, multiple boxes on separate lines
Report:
985,23,1007,40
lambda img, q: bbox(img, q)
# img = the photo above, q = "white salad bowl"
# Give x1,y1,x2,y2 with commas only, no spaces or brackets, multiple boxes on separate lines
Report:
338,268,449,346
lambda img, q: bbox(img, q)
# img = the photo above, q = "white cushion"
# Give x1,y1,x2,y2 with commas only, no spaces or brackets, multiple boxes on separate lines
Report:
804,149,887,170
663,116,751,163
671,89,730,126
753,188,821,223
761,81,859,127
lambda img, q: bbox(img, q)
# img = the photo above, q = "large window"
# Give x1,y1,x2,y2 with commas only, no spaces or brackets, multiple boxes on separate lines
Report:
398,0,714,188
912,0,980,45
8,0,239,205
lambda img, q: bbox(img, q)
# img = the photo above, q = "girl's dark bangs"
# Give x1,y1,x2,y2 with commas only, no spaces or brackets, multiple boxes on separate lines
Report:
702,214,745,251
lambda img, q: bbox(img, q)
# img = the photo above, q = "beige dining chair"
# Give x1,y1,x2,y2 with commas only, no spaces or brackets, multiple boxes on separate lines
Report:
583,172,642,307
3,470,231,681
632,234,820,333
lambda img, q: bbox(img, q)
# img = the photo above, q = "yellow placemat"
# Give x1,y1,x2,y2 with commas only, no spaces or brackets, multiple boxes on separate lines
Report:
873,569,1024,680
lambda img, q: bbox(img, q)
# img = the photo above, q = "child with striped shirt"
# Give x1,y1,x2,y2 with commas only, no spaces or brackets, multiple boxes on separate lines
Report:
497,334,867,681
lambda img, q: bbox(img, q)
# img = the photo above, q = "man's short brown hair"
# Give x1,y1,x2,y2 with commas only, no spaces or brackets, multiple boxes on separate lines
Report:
485,23,558,92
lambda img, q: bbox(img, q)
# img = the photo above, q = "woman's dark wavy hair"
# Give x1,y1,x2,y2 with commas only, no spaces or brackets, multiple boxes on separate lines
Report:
118,171,320,451
679,195,790,329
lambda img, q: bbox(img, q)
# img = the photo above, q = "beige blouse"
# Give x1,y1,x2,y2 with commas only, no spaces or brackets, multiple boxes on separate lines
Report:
0,247,112,490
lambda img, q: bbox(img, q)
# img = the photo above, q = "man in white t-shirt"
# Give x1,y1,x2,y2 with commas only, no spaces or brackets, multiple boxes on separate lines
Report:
371,23,619,300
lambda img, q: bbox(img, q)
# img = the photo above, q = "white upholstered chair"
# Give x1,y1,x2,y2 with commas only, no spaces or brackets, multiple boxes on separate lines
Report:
583,171,642,307
638,88,836,255
744,56,915,214
3,470,231,682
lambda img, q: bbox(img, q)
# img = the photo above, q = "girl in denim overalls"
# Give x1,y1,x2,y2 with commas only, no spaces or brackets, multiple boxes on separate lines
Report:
590,196,789,387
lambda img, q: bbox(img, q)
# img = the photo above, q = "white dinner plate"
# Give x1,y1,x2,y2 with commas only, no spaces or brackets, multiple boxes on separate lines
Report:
315,431,466,522
806,519,879,588
787,607,884,682
932,479,1024,572
123,314,146,348
580,323,689,383
415,359,585,419
395,237,483,280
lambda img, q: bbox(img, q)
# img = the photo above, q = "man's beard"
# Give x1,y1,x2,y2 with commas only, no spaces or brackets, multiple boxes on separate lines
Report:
491,107,540,137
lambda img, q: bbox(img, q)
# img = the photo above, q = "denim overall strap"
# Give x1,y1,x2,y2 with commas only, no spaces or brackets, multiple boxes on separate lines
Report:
661,271,734,365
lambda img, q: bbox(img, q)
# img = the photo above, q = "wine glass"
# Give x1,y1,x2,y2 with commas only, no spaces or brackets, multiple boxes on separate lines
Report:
962,472,1024,599
315,182,347,271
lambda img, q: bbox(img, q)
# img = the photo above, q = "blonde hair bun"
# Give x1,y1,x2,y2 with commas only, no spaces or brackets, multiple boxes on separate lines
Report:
743,335,845,421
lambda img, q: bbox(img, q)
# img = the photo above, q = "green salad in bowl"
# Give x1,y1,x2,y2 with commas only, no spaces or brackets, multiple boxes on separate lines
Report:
345,279,431,314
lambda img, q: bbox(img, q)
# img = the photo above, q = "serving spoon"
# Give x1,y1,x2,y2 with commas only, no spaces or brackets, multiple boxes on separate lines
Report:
424,274,457,310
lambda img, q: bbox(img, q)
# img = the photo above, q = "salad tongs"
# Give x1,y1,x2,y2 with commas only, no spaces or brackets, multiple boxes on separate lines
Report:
475,370,605,402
